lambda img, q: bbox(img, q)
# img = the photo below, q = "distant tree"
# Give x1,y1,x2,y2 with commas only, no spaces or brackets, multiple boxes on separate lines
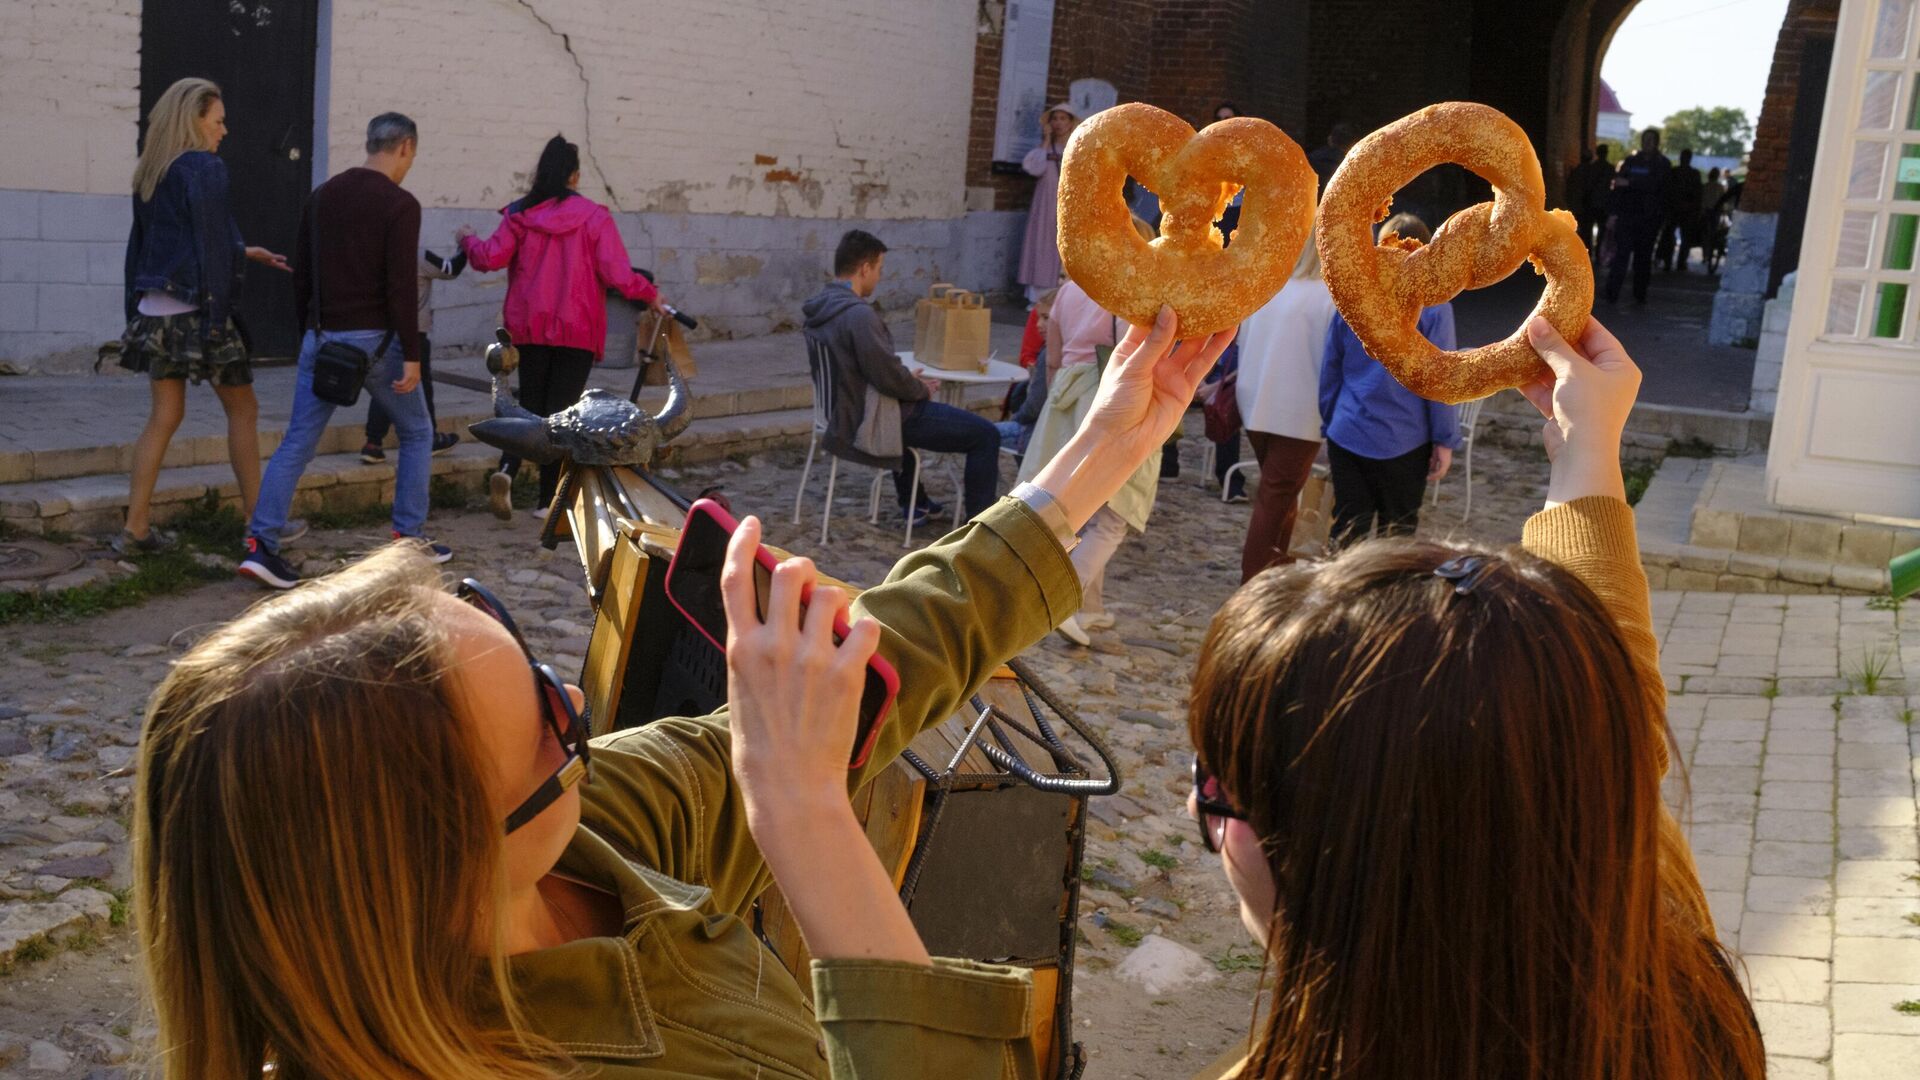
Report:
1656,107,1753,157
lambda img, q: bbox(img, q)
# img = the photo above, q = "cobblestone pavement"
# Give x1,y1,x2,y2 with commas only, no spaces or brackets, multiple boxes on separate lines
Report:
0,428,1914,1077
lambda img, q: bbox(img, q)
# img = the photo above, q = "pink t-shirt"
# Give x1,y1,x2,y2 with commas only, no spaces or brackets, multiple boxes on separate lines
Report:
1050,280,1117,369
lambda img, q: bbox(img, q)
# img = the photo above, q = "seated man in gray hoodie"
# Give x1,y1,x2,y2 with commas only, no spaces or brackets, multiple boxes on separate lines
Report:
801,230,1000,524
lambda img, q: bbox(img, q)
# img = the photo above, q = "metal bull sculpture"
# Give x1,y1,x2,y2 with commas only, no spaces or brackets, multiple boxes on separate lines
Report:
467,324,1105,1079
471,329,692,472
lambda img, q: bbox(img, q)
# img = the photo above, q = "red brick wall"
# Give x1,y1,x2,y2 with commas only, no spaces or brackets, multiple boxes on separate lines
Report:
1744,0,1841,214
965,0,1305,212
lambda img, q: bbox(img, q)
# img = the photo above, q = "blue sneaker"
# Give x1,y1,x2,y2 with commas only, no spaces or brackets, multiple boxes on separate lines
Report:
394,532,454,564
237,536,300,590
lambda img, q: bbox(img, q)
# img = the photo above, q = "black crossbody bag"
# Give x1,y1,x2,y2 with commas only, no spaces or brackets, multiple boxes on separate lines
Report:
307,198,392,407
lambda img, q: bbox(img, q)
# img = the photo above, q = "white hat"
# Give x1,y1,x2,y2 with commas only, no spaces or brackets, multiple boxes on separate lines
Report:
1044,102,1080,120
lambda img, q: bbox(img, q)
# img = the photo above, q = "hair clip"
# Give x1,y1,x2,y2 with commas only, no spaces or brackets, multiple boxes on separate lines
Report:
1433,555,1496,596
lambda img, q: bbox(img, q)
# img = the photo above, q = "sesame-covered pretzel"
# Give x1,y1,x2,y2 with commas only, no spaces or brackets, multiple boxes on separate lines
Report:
1316,102,1592,404
1057,103,1316,335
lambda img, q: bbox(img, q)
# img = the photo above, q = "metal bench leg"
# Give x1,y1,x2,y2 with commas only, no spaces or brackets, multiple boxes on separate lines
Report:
820,457,839,546
793,433,818,525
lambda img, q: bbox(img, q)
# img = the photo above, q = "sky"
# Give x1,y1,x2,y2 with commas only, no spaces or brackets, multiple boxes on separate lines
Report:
1599,0,1791,138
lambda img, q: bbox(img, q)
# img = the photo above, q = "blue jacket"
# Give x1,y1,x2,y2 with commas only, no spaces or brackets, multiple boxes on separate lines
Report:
1319,306,1463,460
123,150,244,335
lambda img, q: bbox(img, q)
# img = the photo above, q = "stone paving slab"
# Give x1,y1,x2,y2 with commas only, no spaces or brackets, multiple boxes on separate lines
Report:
1654,591,1920,1078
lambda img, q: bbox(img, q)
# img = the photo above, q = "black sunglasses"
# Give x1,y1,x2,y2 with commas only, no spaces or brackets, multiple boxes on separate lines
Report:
456,579,593,834
1190,756,1246,854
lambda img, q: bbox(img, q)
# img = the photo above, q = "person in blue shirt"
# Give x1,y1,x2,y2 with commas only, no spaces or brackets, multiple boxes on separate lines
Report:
1318,214,1462,546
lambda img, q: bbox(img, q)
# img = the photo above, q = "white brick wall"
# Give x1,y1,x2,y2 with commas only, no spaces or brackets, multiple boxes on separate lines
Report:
325,0,974,219
4,0,975,218
0,0,140,195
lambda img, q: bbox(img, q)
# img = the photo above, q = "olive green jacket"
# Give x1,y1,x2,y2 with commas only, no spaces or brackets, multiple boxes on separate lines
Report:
507,497,1081,1078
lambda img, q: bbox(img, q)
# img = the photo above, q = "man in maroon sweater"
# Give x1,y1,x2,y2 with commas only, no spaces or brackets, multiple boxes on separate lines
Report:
240,113,449,589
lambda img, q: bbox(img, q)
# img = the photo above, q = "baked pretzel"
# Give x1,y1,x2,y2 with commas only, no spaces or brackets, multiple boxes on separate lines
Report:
1057,103,1315,335
1316,102,1592,404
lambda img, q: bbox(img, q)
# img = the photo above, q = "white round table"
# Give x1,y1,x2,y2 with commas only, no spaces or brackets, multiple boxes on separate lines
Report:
900,352,1029,407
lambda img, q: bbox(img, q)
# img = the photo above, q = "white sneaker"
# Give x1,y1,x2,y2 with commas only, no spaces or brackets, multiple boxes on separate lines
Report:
1080,611,1115,630
532,506,551,521
1055,615,1091,647
488,471,513,521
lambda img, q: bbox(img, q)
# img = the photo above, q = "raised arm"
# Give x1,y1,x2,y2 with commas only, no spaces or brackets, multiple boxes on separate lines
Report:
460,214,519,273
1514,316,1662,718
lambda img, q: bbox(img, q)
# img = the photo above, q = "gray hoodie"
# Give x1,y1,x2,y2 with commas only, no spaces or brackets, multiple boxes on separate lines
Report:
801,280,929,469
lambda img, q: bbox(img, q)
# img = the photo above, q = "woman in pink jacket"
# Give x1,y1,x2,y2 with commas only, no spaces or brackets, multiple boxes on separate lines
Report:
457,134,666,521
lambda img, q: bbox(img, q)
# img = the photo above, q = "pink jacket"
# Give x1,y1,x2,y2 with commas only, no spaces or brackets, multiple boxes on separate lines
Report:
461,194,658,359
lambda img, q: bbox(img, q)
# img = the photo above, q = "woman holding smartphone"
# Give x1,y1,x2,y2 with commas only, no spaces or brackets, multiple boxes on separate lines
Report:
134,308,1232,1077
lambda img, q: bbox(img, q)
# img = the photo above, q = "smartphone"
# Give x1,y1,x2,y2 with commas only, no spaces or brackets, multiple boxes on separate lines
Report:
662,499,899,769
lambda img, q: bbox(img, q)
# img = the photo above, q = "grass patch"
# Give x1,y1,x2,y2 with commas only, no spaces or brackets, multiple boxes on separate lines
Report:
1895,1000,1920,1016
107,886,131,929
304,501,393,532
0,491,248,626
1138,848,1177,871
1845,647,1894,695
1104,919,1144,947
1866,594,1904,612
1623,460,1657,507
1762,678,1780,700
1666,436,1717,459
1211,942,1264,973
1905,912,1920,927
1902,708,1915,728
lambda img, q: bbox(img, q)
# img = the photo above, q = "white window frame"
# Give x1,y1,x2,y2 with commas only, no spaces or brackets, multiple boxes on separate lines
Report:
1769,0,1920,518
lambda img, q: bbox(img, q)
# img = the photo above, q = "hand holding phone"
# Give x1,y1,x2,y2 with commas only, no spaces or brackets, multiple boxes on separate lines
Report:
663,500,899,769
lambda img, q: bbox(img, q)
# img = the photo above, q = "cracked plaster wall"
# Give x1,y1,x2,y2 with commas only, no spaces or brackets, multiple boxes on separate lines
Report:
325,0,976,221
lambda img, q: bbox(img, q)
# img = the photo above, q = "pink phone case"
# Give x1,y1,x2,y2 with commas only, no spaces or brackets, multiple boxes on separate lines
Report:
664,498,900,770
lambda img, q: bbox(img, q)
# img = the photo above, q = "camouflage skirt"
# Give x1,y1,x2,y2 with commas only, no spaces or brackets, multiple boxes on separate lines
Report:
112,311,252,387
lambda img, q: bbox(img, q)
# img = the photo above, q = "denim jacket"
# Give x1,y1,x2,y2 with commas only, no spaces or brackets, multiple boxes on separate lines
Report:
124,150,245,334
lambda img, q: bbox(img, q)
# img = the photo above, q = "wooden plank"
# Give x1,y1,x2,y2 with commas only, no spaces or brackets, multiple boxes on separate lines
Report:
581,534,648,725
1027,964,1059,1076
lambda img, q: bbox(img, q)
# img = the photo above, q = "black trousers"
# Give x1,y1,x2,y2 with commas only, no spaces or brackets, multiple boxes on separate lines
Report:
1327,438,1430,548
1604,213,1659,303
498,344,595,507
366,333,437,441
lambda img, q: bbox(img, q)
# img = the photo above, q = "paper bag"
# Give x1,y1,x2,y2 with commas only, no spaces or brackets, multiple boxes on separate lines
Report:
635,310,698,385
913,282,957,359
922,290,991,372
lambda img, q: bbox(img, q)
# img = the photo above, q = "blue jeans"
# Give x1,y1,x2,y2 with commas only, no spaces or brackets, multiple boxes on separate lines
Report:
896,400,1001,517
249,330,431,552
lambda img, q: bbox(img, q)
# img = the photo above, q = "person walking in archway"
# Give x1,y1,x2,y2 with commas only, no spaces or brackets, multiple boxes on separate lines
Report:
1604,129,1671,305
459,135,668,523
114,77,290,555
1658,147,1703,272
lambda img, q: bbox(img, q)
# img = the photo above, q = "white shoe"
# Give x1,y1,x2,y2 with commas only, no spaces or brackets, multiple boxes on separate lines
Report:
1080,611,1115,630
1056,615,1091,646
488,471,513,521
532,506,551,521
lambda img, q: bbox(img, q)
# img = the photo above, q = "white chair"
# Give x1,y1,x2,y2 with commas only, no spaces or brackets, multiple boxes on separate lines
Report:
793,337,960,547
1427,397,1487,521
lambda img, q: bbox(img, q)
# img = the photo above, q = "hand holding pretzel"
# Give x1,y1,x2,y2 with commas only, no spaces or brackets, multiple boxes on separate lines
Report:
1058,103,1316,335
1315,102,1592,405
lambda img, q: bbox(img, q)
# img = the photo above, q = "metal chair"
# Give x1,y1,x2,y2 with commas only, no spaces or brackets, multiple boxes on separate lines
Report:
793,337,960,547
1427,397,1487,521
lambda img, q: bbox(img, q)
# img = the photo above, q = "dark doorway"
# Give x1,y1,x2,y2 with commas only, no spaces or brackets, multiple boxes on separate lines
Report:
139,0,318,359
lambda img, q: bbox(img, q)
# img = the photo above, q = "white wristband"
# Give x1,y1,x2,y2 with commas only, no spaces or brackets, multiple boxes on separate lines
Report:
1010,482,1079,554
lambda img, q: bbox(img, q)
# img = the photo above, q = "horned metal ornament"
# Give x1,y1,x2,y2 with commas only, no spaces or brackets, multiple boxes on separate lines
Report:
470,328,692,472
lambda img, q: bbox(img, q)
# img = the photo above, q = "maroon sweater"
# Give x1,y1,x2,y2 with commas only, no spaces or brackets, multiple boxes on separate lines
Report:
291,167,421,362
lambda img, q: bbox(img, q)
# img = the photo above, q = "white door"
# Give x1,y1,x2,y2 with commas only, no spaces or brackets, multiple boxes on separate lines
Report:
1770,0,1920,518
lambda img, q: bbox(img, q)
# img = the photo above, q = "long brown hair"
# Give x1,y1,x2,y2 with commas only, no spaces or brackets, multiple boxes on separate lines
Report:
1188,540,1763,1080
133,78,221,202
134,545,569,1078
